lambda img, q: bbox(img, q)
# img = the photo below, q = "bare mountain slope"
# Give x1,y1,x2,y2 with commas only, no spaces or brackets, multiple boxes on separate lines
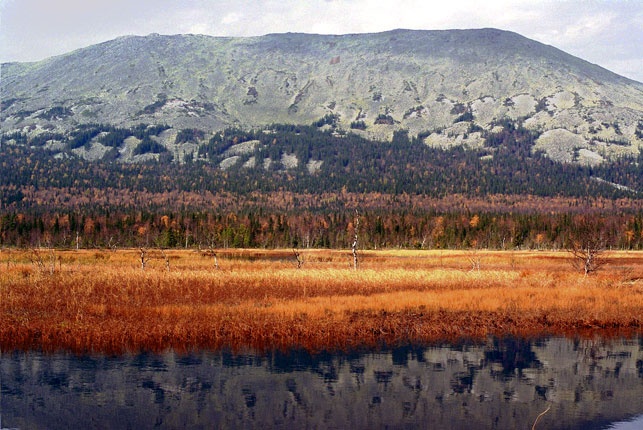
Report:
2,28,642,164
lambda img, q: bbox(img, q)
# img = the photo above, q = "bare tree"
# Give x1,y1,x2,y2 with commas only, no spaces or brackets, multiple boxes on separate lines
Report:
200,244,220,270
210,246,220,270
568,238,607,276
139,248,150,270
566,217,610,276
107,236,118,252
466,240,481,272
293,248,304,269
29,248,45,273
29,245,57,275
160,249,171,272
352,210,360,270
467,249,481,272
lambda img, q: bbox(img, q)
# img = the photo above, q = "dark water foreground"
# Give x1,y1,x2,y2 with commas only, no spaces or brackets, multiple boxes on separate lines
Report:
1,337,642,430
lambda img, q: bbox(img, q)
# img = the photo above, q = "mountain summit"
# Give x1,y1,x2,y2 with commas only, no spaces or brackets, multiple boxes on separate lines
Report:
2,28,642,164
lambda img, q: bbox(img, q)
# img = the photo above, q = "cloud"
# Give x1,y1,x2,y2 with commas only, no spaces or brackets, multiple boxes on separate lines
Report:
563,13,615,40
221,12,242,25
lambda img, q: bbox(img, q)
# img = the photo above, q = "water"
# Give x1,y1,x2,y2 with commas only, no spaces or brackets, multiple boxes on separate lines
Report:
1,337,642,429
606,415,643,430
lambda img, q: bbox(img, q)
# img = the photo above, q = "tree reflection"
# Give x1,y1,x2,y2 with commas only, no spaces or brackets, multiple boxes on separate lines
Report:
2,337,642,429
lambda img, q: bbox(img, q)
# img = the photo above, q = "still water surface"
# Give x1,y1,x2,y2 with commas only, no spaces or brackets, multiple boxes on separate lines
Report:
1,337,642,429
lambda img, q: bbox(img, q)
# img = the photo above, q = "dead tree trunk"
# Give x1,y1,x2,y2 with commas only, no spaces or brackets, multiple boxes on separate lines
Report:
568,241,606,276
293,249,304,269
47,246,56,275
566,217,609,276
205,245,219,270
160,249,170,272
108,236,118,252
468,251,481,272
29,248,45,273
139,248,149,270
352,210,360,270
30,245,56,275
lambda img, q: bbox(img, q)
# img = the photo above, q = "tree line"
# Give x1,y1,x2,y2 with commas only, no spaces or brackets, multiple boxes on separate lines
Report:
2,209,641,251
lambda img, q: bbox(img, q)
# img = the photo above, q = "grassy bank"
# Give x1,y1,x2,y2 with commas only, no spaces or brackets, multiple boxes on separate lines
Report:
1,248,642,354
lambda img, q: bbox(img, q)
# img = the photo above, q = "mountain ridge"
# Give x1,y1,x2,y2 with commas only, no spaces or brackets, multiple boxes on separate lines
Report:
3,28,639,84
1,28,642,166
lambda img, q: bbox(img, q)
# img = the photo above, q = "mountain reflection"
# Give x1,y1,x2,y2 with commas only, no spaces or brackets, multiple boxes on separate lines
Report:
2,337,642,429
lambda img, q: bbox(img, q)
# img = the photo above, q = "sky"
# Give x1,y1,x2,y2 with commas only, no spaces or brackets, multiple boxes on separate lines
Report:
1,0,641,82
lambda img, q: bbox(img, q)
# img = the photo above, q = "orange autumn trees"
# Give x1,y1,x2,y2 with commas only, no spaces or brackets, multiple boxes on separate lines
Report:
2,207,642,251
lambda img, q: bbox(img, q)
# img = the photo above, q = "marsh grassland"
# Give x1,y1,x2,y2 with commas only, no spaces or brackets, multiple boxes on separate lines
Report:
1,248,642,354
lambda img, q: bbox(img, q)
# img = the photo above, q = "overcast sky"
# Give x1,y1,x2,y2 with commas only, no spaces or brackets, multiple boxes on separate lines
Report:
1,0,641,82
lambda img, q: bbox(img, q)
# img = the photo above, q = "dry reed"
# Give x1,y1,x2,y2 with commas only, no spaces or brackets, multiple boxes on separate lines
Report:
1,249,642,354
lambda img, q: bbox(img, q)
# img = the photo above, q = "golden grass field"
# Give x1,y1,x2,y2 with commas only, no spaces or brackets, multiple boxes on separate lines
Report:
1,248,642,354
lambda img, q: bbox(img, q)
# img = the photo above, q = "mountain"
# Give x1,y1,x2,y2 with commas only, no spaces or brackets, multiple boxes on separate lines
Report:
2,28,642,167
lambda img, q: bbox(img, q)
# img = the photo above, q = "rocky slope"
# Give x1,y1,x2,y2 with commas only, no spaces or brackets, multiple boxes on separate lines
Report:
2,28,642,165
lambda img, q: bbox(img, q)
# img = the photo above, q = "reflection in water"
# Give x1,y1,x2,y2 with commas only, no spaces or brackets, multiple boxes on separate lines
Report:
606,415,643,430
1,337,642,429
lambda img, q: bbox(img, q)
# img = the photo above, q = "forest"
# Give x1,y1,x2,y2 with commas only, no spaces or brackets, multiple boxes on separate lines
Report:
1,121,642,249
1,206,642,251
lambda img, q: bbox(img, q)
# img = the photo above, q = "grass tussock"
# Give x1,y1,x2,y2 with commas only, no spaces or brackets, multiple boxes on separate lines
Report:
1,248,642,354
